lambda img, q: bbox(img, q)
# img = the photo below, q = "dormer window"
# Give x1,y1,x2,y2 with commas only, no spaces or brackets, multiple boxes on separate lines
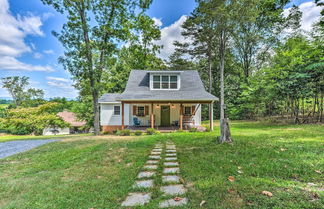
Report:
152,74,179,90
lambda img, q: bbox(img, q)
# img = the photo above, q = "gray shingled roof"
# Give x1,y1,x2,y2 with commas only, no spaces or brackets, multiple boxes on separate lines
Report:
99,70,218,102
98,93,122,103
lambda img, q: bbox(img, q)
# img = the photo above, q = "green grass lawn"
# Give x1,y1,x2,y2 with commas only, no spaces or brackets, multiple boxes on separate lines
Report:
0,121,323,208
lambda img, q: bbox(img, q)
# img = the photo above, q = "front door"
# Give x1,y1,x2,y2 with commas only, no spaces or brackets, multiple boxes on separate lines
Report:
161,106,170,126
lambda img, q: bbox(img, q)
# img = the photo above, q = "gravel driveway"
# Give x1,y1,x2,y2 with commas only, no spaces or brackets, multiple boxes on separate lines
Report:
0,140,57,159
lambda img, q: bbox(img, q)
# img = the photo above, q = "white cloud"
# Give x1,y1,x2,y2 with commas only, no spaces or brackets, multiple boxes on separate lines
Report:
46,76,70,83
43,49,54,54
284,1,322,32
0,0,53,72
152,17,162,27
45,76,78,98
154,15,188,60
0,56,54,71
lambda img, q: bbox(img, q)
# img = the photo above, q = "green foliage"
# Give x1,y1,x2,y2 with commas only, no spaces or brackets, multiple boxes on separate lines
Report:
145,128,156,135
120,129,131,136
1,76,45,107
0,103,69,135
189,127,198,132
134,130,142,136
204,127,211,132
114,130,122,136
41,0,158,135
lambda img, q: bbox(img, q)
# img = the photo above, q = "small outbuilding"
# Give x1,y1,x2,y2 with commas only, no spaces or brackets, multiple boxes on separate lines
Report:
43,111,86,135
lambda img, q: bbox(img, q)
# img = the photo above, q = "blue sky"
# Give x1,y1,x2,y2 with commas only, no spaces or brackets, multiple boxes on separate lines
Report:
0,0,321,99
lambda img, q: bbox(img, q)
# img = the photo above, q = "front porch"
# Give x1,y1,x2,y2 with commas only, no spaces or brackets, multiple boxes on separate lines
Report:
127,125,207,132
121,101,214,131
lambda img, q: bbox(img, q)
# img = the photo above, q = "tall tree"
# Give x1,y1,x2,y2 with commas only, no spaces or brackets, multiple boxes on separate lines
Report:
41,0,153,135
1,76,44,107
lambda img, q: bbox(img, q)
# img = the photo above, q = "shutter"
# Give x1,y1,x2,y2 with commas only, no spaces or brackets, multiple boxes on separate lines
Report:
133,105,137,116
145,106,149,116
192,105,196,115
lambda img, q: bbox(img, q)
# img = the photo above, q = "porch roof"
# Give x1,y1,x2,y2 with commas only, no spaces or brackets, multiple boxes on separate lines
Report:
99,70,218,103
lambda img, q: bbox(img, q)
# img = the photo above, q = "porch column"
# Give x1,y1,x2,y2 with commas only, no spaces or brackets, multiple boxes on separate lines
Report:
180,103,183,130
121,102,125,130
151,103,154,129
209,102,214,131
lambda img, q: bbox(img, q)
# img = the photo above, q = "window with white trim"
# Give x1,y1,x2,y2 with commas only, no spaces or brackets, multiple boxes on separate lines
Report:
184,106,191,115
152,75,178,90
113,106,120,115
137,106,145,116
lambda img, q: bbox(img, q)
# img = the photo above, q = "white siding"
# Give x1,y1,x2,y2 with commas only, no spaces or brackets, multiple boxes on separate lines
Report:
100,102,201,126
100,103,129,126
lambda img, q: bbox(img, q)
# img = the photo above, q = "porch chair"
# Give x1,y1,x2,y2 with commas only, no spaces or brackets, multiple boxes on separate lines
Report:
133,117,141,126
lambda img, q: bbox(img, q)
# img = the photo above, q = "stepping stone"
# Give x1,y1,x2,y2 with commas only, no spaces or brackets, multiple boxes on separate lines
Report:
143,165,158,170
133,179,154,188
146,160,159,164
160,184,186,195
121,192,151,206
164,162,179,167
163,167,180,174
166,153,176,156
137,171,155,178
166,145,176,149
162,175,180,183
159,197,188,208
151,151,161,155
166,150,176,153
153,148,162,152
149,155,161,160
165,157,177,161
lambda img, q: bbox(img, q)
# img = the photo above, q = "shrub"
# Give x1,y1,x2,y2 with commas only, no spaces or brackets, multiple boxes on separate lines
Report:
205,127,211,132
189,127,198,132
134,130,142,136
177,129,184,132
146,128,156,135
120,129,131,136
155,131,161,134
102,131,110,135
115,130,122,136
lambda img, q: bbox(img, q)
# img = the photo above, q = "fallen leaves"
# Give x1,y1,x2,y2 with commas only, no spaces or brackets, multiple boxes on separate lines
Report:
261,191,273,197
199,200,206,206
228,176,235,182
173,197,182,201
315,170,321,174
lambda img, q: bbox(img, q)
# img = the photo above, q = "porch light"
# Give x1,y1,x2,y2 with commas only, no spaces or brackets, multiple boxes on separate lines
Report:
155,104,160,108
171,104,176,108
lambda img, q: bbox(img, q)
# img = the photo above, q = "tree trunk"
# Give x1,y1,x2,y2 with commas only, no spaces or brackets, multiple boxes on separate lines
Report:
219,29,232,143
92,89,100,135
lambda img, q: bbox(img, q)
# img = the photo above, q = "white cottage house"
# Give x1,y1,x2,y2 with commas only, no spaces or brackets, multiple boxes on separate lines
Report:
99,70,218,132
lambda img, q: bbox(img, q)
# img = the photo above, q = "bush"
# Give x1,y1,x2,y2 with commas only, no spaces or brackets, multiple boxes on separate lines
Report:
134,130,142,136
115,130,122,136
205,127,211,132
102,131,110,135
177,129,184,132
189,127,198,132
120,129,131,136
146,128,156,135
155,131,161,134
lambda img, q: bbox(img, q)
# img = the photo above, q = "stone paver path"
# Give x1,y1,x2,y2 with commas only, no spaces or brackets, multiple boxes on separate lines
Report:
121,142,188,207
